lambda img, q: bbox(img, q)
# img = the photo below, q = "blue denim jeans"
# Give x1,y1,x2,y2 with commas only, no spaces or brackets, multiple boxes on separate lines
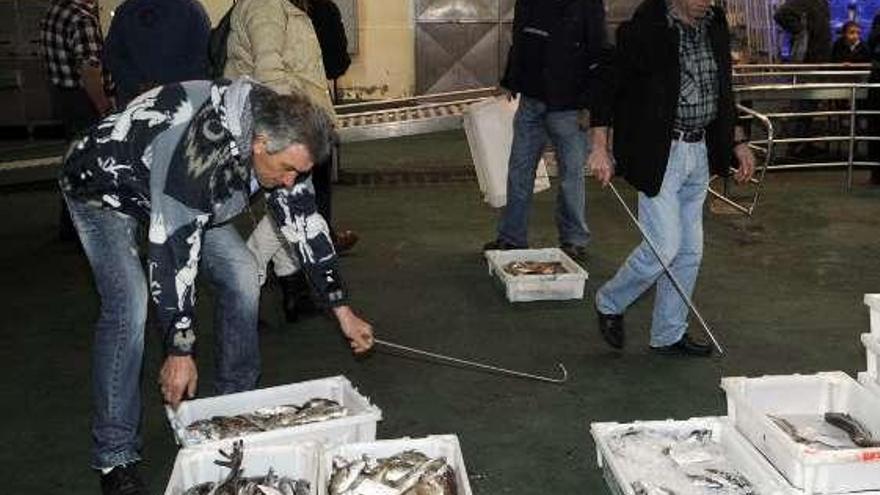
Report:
497,96,591,247
595,140,710,347
65,196,260,469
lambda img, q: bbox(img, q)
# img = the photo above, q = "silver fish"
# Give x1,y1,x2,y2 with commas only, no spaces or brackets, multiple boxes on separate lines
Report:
825,412,880,448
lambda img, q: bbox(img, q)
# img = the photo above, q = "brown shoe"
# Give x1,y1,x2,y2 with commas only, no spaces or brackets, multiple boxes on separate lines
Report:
333,230,359,254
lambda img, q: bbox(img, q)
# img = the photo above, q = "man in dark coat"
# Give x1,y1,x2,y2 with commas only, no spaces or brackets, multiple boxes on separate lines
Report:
589,0,754,356
483,0,607,260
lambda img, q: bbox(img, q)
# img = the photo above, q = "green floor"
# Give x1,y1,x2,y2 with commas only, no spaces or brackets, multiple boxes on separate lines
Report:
1,132,879,494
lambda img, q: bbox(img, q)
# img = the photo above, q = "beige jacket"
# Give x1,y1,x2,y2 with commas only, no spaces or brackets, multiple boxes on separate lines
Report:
224,0,334,116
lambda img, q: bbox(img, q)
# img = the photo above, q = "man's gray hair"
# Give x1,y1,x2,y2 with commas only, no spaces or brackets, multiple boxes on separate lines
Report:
249,84,335,164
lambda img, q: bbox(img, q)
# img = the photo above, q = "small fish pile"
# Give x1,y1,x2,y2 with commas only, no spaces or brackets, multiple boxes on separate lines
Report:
607,427,758,495
503,261,567,276
186,398,348,443
183,440,310,495
329,450,457,495
769,412,880,449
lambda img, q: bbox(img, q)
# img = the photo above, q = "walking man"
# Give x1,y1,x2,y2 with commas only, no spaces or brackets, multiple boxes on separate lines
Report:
589,0,755,356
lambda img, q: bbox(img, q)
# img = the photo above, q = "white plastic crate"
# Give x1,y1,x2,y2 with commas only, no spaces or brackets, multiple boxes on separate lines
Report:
862,332,880,380
485,248,588,302
166,376,382,450
866,294,880,336
591,416,798,495
721,371,880,494
463,96,550,208
318,435,473,495
165,438,320,495
858,372,880,400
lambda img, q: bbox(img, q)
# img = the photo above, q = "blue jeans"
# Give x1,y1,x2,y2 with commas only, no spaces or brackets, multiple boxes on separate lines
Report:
497,96,591,247
65,196,261,469
595,140,710,347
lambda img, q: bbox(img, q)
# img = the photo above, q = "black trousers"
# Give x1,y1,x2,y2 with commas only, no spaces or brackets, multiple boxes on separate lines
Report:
312,147,334,225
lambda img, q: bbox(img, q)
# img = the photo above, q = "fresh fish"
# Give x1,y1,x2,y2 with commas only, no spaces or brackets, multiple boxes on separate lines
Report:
182,441,310,495
185,398,348,442
768,415,842,449
825,412,880,448
329,451,457,495
704,468,755,493
503,261,567,276
329,456,367,494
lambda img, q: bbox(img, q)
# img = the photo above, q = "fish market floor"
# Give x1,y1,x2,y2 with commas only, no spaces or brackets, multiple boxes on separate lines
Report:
2,138,880,493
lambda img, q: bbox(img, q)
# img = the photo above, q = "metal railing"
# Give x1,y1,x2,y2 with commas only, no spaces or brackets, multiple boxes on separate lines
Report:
735,82,880,192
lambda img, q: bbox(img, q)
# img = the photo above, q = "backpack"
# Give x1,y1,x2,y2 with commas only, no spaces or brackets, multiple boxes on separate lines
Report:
207,4,235,79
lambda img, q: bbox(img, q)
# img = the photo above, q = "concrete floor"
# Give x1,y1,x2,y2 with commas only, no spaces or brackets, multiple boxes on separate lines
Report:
1,132,879,494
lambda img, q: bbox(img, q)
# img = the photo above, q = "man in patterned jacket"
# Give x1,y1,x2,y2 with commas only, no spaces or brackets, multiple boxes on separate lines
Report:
59,77,374,495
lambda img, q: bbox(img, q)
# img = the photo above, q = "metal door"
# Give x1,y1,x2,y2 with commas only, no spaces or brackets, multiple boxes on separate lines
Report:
415,0,514,94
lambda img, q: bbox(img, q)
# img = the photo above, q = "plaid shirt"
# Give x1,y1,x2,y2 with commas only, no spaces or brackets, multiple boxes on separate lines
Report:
40,0,105,88
669,7,718,131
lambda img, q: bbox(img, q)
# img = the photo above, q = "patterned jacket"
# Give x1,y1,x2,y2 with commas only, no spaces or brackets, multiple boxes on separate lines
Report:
59,78,346,356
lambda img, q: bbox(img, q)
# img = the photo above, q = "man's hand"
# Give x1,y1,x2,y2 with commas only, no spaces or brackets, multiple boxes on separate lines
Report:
159,355,198,410
733,142,756,184
588,127,614,186
333,306,374,354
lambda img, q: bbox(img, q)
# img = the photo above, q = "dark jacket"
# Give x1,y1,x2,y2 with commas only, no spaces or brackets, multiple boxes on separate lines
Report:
501,0,606,110
308,0,351,80
774,0,831,63
590,0,736,197
59,79,346,356
831,38,870,64
104,0,211,105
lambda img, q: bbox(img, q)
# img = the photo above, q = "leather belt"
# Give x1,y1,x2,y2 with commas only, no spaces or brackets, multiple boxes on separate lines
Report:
672,128,706,143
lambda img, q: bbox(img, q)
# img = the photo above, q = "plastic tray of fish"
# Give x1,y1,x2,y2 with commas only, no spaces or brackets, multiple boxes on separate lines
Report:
167,376,382,450
484,248,587,302
862,333,880,382
867,294,880,336
721,371,880,494
591,416,801,495
165,438,319,495
319,435,472,495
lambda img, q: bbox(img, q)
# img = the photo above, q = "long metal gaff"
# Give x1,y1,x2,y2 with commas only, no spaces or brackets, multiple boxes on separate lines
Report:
374,338,569,384
607,182,726,356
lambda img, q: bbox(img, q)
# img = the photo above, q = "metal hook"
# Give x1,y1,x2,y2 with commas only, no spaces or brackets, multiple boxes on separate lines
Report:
374,338,569,384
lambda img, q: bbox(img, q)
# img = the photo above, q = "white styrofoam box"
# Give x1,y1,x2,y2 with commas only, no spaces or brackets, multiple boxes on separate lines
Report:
591,417,799,495
318,435,472,495
858,372,880,399
485,248,588,302
866,294,880,335
463,95,550,208
721,371,880,494
166,376,382,450
863,333,880,380
165,438,319,495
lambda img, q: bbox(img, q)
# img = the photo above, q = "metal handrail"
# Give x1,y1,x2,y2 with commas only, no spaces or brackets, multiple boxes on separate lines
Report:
735,82,880,191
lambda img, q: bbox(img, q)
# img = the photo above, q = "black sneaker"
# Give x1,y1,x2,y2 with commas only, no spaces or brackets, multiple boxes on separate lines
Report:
650,333,713,357
483,239,525,251
100,464,147,495
560,243,587,261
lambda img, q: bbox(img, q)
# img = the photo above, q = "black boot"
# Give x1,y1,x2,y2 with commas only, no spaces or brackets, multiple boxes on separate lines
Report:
277,272,317,323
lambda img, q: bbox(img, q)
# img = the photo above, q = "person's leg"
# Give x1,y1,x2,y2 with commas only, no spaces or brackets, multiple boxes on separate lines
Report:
65,196,147,470
596,141,689,316
246,215,283,286
495,96,549,247
201,223,261,394
545,109,590,248
649,142,710,347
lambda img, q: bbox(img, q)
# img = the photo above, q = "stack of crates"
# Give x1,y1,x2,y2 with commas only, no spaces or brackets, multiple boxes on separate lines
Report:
163,375,473,495
592,295,880,495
